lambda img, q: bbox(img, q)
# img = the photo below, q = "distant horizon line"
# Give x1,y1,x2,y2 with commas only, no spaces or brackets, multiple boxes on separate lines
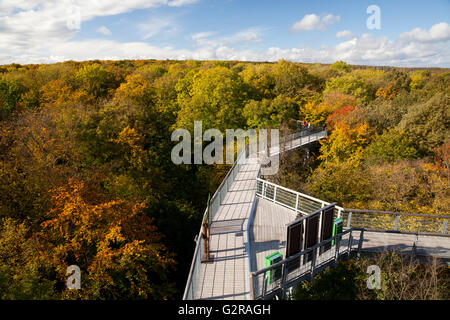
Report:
2,58,450,71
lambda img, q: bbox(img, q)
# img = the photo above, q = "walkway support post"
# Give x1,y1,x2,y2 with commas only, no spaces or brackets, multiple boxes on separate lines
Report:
394,215,401,231
442,219,448,234
348,233,353,254
201,193,212,263
347,212,352,229
249,274,254,300
357,230,364,259
334,234,341,261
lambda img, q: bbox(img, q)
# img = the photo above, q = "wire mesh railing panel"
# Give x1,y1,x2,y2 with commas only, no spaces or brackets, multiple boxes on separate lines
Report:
184,235,204,300
397,215,447,234
264,184,275,200
256,179,263,195
345,211,450,234
251,231,357,299
297,197,322,215
349,212,397,230
274,187,296,208
284,258,311,284
251,272,265,300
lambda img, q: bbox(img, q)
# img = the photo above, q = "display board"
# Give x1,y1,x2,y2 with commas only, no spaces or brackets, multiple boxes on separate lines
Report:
320,206,334,253
286,221,303,271
304,214,319,263
285,203,337,268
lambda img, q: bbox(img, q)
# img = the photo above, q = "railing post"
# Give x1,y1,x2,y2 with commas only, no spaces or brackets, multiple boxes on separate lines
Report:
262,272,267,299
334,234,341,261
442,219,448,234
295,194,299,213
281,262,287,287
357,229,364,259
348,233,353,254
394,215,401,231
412,234,418,256
310,247,317,281
262,181,267,198
249,274,254,300
347,212,352,229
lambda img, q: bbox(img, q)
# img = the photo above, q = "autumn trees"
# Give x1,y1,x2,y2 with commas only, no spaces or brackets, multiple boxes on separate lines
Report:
294,252,449,300
176,66,247,131
0,58,448,299
41,178,176,299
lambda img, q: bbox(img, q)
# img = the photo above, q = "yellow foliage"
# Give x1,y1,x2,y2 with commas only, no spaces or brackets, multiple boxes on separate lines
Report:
319,120,371,164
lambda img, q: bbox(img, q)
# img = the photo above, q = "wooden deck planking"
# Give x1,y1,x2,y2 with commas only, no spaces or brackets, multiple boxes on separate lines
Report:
194,157,261,300
186,130,450,300
249,201,450,276
249,198,297,272
352,230,450,259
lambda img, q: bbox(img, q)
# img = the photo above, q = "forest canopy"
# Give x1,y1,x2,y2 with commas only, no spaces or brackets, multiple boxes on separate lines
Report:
0,59,448,299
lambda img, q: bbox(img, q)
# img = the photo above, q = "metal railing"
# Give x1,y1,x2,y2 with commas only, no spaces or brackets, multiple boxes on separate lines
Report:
183,129,328,300
255,179,450,236
268,129,327,156
255,178,344,218
182,145,248,300
250,228,364,300
341,209,450,235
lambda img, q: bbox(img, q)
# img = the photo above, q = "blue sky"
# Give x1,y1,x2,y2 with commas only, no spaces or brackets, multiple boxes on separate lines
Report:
1,0,449,66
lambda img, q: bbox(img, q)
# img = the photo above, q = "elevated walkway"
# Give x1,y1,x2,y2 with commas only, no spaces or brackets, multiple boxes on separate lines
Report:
183,129,326,300
183,128,450,300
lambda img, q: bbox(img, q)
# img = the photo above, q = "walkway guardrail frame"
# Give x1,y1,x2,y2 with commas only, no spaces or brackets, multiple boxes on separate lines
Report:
341,209,450,235
250,228,364,300
182,145,248,300
256,178,344,218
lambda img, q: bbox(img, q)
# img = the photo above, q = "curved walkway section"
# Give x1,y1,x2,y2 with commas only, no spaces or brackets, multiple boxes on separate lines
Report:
194,156,261,300
183,129,327,300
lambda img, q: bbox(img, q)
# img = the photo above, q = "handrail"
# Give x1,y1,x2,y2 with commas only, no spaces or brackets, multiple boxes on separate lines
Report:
183,145,248,300
183,129,328,300
343,208,450,219
256,178,344,218
256,178,449,235
252,228,357,277
342,209,449,235
251,217,449,299
250,228,364,299
267,129,327,156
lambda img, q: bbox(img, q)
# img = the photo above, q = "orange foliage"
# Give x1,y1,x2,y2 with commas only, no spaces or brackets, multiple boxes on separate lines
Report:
40,178,175,299
325,105,355,129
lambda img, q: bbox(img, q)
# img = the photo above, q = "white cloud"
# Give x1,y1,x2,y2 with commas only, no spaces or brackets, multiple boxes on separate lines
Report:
0,0,196,52
3,30,448,68
0,3,448,68
291,13,340,32
96,26,112,36
226,28,262,44
191,28,263,47
335,30,353,39
399,22,450,43
138,16,178,39
191,31,217,40
168,0,199,7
